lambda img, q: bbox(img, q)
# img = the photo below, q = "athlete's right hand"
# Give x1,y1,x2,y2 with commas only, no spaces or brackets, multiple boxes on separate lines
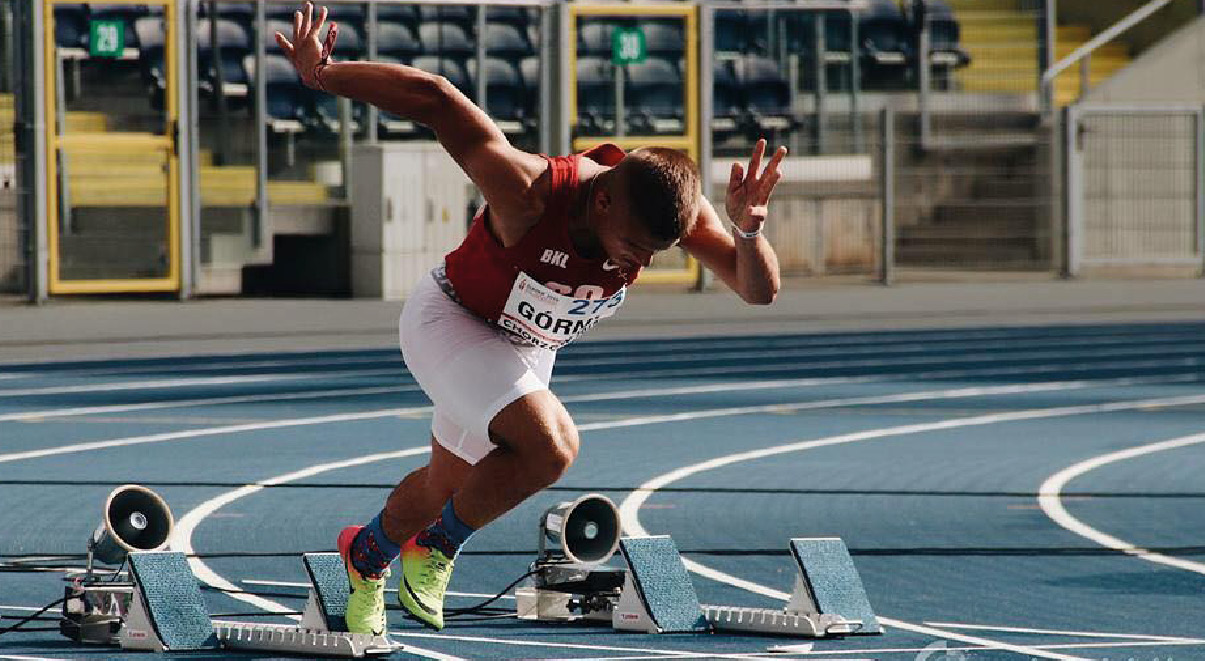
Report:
274,1,338,90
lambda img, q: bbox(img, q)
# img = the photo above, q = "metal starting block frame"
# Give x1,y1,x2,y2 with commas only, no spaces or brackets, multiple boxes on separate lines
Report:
517,535,882,639
64,551,400,657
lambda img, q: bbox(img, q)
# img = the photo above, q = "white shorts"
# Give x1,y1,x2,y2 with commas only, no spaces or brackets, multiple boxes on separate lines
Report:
399,270,556,465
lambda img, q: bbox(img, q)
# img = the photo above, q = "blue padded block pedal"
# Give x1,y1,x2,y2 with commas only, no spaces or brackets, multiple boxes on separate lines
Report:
619,536,709,633
127,552,219,650
303,552,349,632
790,539,881,633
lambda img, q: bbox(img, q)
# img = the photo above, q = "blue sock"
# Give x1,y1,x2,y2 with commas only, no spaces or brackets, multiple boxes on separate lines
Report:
350,511,402,579
416,498,476,559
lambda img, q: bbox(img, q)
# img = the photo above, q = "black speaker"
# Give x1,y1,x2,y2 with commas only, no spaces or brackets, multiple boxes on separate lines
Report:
88,485,174,565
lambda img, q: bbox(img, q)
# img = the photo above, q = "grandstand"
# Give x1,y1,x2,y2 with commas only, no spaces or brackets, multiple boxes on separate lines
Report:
0,0,1200,299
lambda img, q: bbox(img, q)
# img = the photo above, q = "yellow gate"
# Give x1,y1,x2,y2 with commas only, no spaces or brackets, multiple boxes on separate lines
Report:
44,0,180,294
568,4,700,286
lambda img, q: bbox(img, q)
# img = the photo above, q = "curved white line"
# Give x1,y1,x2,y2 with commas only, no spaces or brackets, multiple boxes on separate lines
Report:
173,447,430,616
614,400,1205,658
1038,431,1205,575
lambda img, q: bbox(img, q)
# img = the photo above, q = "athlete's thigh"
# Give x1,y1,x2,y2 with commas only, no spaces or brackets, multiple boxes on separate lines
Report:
488,388,577,456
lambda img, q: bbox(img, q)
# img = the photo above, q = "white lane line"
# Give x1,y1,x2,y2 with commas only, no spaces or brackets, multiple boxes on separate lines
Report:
924,621,1205,642
611,399,1205,659
0,385,413,423
555,354,1205,385
5,326,1196,379
0,407,432,464
240,579,515,601
172,447,453,661
0,655,69,661
0,377,1166,464
4,338,1201,399
1038,431,1205,576
0,368,402,398
389,630,764,659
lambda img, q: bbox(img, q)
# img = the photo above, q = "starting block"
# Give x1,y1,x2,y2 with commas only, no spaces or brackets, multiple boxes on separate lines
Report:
64,551,401,657
612,536,710,633
703,538,881,636
523,535,882,639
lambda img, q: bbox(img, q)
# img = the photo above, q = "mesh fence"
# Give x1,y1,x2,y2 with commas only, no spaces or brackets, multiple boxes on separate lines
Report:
1071,107,1202,273
0,0,26,295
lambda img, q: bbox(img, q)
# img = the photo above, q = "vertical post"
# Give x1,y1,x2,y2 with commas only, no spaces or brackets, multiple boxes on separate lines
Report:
879,107,894,286
54,52,70,236
614,65,625,137
339,97,352,200
209,1,229,166
253,0,267,249
788,53,801,157
813,11,826,154
13,0,47,302
1078,55,1090,102
850,9,862,153
1038,0,1055,116
1062,104,1081,278
555,3,571,156
475,4,487,111
1197,107,1204,276
0,1,11,92
697,3,714,292
916,0,930,150
177,0,195,299
365,0,377,145
538,4,552,155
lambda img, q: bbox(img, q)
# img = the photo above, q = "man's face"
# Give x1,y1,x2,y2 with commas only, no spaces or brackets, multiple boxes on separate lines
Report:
595,179,679,275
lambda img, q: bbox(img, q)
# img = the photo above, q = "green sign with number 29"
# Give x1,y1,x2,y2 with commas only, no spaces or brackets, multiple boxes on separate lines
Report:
89,20,124,58
611,27,645,65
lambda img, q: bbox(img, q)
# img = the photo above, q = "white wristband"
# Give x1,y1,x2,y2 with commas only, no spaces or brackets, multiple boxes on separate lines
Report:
731,221,763,239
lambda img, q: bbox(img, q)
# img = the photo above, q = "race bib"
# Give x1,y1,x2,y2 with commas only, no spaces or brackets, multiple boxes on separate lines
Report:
498,272,625,349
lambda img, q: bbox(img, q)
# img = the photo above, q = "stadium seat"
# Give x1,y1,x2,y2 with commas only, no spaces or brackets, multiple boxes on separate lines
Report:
924,0,970,69
626,58,684,135
374,4,419,28
329,20,364,60
577,21,616,57
376,22,421,59
576,56,615,134
203,2,255,19
483,23,534,60
418,22,475,59
735,55,794,134
860,0,908,67
486,5,533,30
133,17,166,91
712,59,743,137
196,19,251,103
54,5,89,54
466,58,527,134
87,3,151,21
417,4,475,32
251,54,308,134
714,10,748,56
519,55,541,122
640,21,685,58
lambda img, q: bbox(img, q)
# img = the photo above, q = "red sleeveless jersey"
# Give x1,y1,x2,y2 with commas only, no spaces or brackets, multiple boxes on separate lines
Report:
443,143,638,324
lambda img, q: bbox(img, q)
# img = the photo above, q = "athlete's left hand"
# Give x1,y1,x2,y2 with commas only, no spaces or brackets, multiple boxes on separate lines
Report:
726,139,787,235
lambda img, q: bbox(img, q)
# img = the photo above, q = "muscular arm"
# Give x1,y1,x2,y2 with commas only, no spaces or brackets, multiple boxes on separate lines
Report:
680,195,780,305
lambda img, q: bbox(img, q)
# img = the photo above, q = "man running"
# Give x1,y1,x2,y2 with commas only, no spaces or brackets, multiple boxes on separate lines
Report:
276,2,785,635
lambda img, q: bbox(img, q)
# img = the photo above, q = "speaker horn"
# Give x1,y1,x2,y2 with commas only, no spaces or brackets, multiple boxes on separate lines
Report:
539,494,621,566
88,485,174,566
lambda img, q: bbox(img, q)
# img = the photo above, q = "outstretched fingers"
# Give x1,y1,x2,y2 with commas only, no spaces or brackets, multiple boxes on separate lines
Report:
756,146,787,203
274,31,295,57
745,138,766,188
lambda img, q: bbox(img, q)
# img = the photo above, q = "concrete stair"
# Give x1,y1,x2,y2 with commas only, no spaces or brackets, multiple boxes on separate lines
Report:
948,0,1132,106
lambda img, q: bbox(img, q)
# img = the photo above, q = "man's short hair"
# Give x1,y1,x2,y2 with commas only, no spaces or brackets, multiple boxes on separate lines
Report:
611,147,700,243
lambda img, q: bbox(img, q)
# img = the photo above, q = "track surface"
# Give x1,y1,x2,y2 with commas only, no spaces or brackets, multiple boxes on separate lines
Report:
2,321,1204,660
